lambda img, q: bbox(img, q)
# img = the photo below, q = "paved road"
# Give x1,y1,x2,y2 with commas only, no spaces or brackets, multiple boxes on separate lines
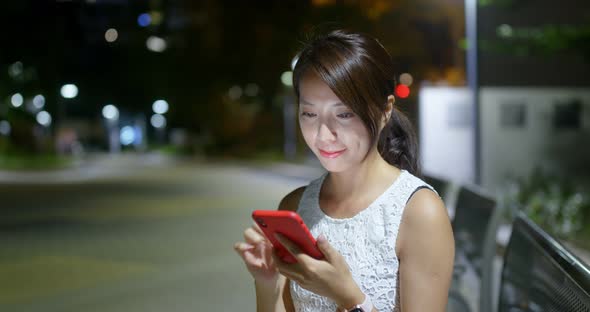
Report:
0,157,321,311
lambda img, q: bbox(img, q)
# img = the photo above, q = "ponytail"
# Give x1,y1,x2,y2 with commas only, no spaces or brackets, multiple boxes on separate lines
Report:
377,106,421,177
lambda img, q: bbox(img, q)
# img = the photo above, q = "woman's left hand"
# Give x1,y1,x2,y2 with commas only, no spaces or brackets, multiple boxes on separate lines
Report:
273,233,365,309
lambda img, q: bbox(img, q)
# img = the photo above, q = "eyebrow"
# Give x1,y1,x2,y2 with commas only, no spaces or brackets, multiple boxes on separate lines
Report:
300,99,345,107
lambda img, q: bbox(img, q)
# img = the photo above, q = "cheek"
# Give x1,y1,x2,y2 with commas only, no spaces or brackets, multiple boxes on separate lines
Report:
299,122,316,144
345,122,371,148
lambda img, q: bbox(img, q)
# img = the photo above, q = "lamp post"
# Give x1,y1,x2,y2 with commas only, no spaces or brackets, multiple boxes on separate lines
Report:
102,104,120,154
151,99,168,144
465,0,480,186
34,110,52,152
58,83,78,133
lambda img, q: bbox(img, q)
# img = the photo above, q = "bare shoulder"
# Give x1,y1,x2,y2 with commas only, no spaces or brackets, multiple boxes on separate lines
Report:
278,186,306,212
397,188,454,256
404,188,449,225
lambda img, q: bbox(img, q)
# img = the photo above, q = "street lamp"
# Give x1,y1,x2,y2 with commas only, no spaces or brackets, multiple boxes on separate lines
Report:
58,83,79,130
34,111,52,150
102,104,120,154
151,100,168,144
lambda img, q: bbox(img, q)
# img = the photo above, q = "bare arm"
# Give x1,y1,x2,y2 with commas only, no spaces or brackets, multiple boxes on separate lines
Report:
396,189,455,312
254,187,305,312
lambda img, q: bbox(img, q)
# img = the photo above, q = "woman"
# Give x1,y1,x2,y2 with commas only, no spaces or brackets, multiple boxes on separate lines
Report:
234,29,454,312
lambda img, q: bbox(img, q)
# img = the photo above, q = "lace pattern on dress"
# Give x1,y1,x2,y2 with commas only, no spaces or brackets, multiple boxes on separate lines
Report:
290,170,438,312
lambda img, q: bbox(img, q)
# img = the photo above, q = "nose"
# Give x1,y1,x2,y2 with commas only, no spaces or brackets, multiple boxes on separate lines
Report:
317,122,337,142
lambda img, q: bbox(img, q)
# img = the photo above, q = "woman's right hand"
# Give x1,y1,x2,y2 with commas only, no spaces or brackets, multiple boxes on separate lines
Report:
234,223,280,287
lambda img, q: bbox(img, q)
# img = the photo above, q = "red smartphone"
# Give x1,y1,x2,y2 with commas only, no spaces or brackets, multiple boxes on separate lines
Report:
252,210,324,263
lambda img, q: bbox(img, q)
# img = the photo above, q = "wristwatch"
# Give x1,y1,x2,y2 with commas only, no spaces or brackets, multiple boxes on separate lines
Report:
342,294,373,312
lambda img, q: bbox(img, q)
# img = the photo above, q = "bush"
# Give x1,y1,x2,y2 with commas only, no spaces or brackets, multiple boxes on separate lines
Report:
501,167,590,249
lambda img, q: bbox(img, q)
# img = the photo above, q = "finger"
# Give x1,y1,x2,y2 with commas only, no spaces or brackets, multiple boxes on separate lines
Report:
234,242,255,253
316,234,338,263
274,233,302,256
252,222,265,235
275,233,317,264
262,239,275,267
272,251,303,282
234,242,264,267
244,227,266,245
236,242,274,270
271,248,305,272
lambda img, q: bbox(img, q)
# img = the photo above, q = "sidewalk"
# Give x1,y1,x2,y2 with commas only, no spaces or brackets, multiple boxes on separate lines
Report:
0,153,175,184
248,159,325,183
0,153,324,185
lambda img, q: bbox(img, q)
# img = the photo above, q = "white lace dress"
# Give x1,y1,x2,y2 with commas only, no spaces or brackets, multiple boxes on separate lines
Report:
290,170,436,312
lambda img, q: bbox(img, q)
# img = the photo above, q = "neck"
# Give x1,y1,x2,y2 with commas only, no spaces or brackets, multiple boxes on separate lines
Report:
324,147,399,203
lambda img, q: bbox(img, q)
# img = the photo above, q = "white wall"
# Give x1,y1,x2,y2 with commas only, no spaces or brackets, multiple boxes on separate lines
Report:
419,86,590,193
419,86,475,185
480,87,590,192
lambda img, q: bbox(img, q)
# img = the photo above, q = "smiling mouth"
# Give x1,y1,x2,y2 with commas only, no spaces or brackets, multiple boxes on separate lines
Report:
318,149,346,158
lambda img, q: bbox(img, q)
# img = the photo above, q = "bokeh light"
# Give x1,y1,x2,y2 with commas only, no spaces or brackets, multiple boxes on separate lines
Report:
399,73,414,86
151,114,166,128
33,94,46,109
102,104,119,120
150,11,163,26
120,126,135,145
228,85,242,100
0,120,11,136
281,71,293,87
146,36,166,52
152,100,169,114
137,13,151,27
105,28,118,42
245,83,260,97
10,93,24,107
497,24,513,38
8,61,23,78
395,84,410,99
36,111,52,127
60,84,79,99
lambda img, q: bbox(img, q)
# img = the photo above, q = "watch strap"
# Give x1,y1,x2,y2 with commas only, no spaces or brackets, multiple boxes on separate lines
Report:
342,293,373,312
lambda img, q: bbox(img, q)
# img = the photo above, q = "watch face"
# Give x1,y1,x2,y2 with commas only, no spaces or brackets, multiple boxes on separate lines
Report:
349,309,363,312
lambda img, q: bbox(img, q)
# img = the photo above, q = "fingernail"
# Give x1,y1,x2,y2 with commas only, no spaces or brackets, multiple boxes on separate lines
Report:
317,233,326,242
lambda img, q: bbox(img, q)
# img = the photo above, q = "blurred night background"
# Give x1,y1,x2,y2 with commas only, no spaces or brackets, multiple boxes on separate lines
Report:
0,0,589,311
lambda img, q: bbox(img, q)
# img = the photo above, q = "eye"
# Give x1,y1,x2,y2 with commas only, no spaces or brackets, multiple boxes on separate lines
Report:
300,112,316,118
337,112,355,119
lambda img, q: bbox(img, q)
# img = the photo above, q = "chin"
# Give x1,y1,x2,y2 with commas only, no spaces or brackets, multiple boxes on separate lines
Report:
316,157,352,173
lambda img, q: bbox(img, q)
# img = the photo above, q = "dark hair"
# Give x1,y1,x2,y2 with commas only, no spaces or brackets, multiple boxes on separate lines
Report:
292,29,421,175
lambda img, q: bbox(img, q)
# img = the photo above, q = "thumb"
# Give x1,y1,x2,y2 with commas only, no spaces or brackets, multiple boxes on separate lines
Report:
316,234,338,262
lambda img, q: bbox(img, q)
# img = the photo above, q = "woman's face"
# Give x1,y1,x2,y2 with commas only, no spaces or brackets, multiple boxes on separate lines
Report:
298,71,372,173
